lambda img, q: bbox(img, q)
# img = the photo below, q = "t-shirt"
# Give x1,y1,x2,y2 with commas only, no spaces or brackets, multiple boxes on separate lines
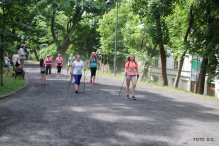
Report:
19,48,26,60
45,58,52,67
125,61,139,75
68,57,75,66
72,61,84,75
13,54,20,65
40,63,46,71
56,57,63,66
89,57,98,68
4,57,9,64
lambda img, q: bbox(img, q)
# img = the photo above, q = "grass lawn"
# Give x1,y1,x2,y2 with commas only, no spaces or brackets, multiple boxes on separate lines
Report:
96,70,219,102
0,66,27,96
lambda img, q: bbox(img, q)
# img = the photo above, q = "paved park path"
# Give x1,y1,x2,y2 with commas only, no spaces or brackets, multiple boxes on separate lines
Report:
0,61,219,146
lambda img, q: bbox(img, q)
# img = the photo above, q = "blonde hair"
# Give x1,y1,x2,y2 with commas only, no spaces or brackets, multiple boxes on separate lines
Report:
125,54,136,63
91,52,97,58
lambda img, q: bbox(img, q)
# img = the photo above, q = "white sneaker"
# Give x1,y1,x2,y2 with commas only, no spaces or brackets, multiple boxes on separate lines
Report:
57,76,59,79
46,76,48,79
72,81,74,83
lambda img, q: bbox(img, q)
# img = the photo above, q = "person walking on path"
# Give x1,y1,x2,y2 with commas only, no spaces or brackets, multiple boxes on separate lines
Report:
45,54,53,79
18,44,27,69
72,55,86,94
4,52,11,77
88,52,99,84
56,54,63,79
39,59,46,84
12,51,20,70
125,54,139,100
67,54,75,83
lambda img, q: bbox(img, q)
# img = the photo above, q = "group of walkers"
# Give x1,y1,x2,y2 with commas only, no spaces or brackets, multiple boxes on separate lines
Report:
4,44,139,99
39,52,139,99
39,52,99,94
4,44,27,77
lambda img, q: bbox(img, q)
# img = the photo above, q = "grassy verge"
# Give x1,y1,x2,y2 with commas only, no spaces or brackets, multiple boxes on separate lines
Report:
0,66,27,96
97,70,219,102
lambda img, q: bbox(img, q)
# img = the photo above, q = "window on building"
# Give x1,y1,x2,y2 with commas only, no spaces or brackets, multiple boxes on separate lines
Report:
174,60,178,69
207,83,215,96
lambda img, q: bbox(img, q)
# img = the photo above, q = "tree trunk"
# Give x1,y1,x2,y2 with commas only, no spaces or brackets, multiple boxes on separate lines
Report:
173,50,186,88
141,62,149,81
198,58,208,94
59,41,71,65
173,6,194,88
33,48,39,61
141,45,157,81
159,44,168,86
1,6,5,86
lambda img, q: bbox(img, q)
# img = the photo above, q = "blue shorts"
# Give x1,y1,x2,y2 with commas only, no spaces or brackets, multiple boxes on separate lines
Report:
126,75,136,79
74,74,82,85
5,63,11,68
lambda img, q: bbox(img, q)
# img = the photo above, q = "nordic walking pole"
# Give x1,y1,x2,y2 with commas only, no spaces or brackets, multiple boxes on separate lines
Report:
119,72,126,96
135,75,139,88
83,70,86,92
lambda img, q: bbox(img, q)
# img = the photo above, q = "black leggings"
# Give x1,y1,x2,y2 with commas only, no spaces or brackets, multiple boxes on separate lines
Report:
46,66,51,75
90,67,97,77
57,66,62,73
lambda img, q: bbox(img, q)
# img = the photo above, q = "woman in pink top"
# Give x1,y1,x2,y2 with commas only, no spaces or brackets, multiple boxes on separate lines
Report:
125,54,139,100
56,54,63,78
45,54,53,79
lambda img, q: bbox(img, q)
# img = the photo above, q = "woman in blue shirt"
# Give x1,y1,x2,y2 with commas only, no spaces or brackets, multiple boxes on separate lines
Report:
88,52,99,84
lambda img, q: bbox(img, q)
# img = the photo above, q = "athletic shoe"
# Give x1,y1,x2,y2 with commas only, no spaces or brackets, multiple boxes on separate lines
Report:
57,76,59,79
93,82,95,84
48,76,50,78
132,96,136,100
90,80,92,84
46,76,48,79
126,95,130,99
72,81,74,83
75,90,78,94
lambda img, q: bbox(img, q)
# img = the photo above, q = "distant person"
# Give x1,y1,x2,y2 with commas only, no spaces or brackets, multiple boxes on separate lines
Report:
4,52,11,77
12,51,20,69
88,52,99,84
39,59,46,84
56,54,63,78
72,55,86,94
18,44,27,69
67,54,75,83
125,54,139,100
45,54,53,79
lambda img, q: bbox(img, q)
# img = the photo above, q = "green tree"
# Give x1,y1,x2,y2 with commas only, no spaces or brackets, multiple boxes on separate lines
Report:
133,0,176,86
36,0,106,62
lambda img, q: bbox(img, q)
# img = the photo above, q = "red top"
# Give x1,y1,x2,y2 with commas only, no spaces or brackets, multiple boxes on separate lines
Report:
125,61,139,75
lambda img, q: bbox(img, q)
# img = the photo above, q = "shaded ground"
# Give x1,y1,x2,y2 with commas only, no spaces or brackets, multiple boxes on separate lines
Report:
0,61,219,146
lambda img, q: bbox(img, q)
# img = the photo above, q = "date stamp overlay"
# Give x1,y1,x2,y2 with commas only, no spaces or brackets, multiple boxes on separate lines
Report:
193,138,214,142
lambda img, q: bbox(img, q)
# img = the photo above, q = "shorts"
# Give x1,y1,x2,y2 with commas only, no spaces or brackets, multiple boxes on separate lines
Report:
5,63,11,68
126,75,136,79
57,66,62,73
73,74,82,85
41,70,46,74
90,67,97,76
15,62,20,67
